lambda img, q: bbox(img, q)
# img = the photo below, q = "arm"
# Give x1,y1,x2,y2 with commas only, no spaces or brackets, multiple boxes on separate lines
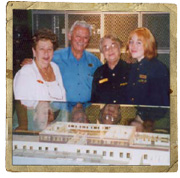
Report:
91,72,99,103
15,100,28,130
14,65,39,108
20,58,33,67
149,65,170,106
159,71,170,106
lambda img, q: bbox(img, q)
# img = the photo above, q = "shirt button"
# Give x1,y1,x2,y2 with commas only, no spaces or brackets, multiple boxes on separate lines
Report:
112,73,115,76
133,83,136,86
113,100,117,103
137,68,139,71
131,98,134,101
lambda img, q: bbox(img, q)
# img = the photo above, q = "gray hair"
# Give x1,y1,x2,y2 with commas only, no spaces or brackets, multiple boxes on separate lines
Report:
69,20,92,36
99,34,122,53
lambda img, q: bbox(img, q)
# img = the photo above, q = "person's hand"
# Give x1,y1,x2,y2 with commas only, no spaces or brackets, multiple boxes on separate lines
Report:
48,109,54,123
134,114,144,124
20,58,33,67
130,120,144,132
15,125,28,131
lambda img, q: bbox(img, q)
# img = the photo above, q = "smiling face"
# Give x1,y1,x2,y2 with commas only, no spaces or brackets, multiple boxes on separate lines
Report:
101,104,121,125
71,103,89,123
68,25,90,55
32,39,54,68
102,38,121,67
128,34,145,62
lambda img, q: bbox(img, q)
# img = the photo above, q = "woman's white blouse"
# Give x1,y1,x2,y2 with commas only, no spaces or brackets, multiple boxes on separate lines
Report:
14,61,66,107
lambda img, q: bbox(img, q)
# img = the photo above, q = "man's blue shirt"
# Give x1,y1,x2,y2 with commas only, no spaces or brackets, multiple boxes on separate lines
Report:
53,47,102,103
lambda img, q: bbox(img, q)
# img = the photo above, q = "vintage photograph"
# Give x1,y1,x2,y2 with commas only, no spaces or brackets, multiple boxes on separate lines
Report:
6,1,177,172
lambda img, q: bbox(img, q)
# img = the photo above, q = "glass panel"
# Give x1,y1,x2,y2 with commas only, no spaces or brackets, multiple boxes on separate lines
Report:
13,101,170,133
12,101,170,165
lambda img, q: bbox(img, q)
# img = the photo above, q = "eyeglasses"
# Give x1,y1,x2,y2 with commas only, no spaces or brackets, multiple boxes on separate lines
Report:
102,43,118,52
103,115,115,122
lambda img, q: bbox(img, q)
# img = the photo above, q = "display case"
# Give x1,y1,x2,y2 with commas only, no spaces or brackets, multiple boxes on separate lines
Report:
13,101,170,165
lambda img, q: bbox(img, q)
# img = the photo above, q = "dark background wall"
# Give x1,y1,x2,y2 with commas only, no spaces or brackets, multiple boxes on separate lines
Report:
13,10,170,76
13,10,32,75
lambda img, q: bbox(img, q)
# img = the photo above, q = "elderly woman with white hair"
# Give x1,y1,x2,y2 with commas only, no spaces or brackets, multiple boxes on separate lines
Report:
91,34,130,104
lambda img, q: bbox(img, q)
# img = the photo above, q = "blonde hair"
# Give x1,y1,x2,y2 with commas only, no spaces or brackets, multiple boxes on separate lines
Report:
126,27,157,60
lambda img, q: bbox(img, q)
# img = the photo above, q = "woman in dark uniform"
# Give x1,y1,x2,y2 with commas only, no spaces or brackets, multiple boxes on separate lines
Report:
126,27,169,106
91,35,130,104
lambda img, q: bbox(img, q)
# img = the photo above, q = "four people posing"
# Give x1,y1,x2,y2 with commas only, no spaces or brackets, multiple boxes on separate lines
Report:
13,21,170,130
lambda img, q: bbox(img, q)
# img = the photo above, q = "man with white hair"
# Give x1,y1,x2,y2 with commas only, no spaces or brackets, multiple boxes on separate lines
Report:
53,21,102,103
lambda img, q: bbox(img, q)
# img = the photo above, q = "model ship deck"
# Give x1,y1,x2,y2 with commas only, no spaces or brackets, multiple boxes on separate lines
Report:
13,122,170,165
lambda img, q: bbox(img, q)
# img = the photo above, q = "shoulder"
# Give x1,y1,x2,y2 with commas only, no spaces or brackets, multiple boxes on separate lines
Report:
85,50,97,57
50,61,62,75
54,47,68,55
119,59,130,67
14,63,36,88
117,60,131,73
53,47,69,62
85,50,101,63
150,58,168,70
50,61,59,69
16,63,35,76
94,64,106,76
147,58,169,76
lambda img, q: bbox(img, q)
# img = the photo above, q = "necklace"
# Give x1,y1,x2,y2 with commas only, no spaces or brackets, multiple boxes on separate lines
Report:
35,60,51,81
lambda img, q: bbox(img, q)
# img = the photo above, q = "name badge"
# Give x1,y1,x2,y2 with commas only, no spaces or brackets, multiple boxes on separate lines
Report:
120,82,128,86
138,79,147,83
139,74,147,79
99,78,108,84
37,80,44,84
88,63,93,67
